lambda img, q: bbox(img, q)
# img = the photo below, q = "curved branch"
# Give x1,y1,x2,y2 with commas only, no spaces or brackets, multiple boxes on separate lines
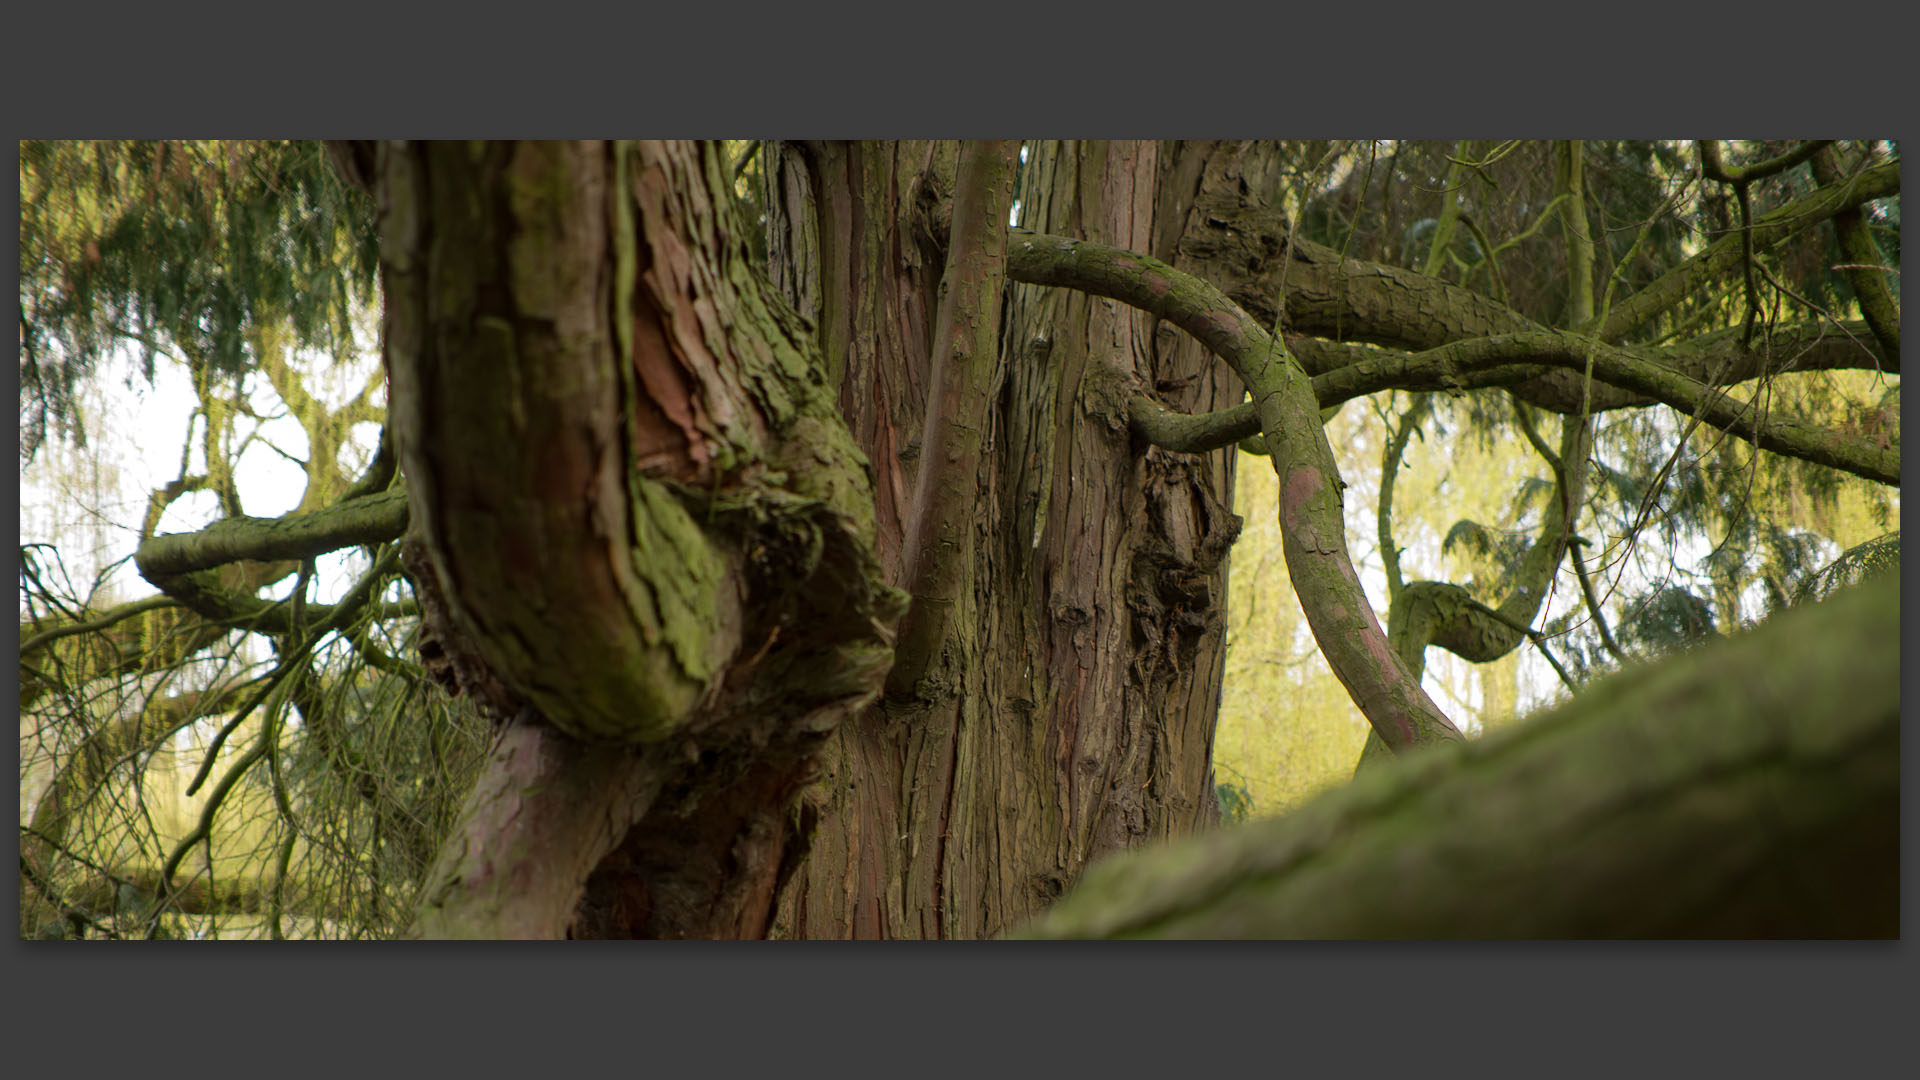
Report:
1127,395,1263,454
1123,328,1898,485
1311,332,1897,485
383,140,899,748
1007,230,1462,754
1384,415,1590,675
1700,140,1835,184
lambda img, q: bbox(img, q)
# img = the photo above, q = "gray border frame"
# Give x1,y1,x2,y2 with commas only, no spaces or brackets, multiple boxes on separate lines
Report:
7,2,1911,1075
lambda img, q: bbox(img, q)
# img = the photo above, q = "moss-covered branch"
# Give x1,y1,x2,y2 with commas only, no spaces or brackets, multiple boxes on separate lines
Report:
134,488,407,581
1811,148,1901,362
1222,173,1897,412
1311,331,1899,486
382,140,904,937
1700,140,1835,184
382,140,899,747
1015,579,1897,939
1355,413,1593,769
1556,141,1597,329
1596,158,1898,343
20,595,180,661
1122,327,1897,485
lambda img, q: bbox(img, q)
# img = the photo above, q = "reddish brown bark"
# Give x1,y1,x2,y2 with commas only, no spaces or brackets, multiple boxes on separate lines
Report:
763,141,1275,938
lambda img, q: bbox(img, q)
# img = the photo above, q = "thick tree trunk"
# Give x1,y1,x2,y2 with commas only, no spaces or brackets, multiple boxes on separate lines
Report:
762,141,1277,938
375,141,902,938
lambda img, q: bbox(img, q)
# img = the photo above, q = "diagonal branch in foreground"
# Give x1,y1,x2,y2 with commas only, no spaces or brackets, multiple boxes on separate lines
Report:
1007,230,1462,754
1013,578,1897,939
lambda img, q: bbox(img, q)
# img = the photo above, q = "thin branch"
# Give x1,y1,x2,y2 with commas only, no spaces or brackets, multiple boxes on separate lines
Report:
732,140,762,182
1568,537,1629,665
1378,394,1432,602
1699,139,1835,184
20,595,180,657
1468,599,1579,696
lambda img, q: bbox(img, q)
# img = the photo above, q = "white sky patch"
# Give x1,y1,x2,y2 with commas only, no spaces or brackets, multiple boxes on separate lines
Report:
20,337,385,616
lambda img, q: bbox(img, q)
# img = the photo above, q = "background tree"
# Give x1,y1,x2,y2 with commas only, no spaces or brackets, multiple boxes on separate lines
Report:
19,139,1898,939
19,141,482,939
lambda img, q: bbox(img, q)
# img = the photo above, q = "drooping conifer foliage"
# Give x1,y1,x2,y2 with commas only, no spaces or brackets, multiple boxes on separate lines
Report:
19,140,377,461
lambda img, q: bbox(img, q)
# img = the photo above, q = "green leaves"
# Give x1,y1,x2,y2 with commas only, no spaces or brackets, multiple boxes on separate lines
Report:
1216,781,1256,825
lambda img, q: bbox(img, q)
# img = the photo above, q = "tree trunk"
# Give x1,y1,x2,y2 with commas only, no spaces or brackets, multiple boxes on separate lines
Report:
761,141,1287,938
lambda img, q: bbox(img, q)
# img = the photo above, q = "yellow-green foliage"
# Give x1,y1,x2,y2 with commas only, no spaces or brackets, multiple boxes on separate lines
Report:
1215,418,1372,817
1216,397,1550,818
1215,367,1897,821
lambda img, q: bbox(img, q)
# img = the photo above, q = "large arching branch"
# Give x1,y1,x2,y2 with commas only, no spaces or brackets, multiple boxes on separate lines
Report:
1007,230,1463,754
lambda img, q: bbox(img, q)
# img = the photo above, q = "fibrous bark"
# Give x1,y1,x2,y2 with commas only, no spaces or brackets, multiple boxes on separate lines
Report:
763,141,1265,938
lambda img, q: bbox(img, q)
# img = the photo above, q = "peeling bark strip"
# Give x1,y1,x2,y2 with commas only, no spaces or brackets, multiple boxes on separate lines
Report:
377,141,904,937
1015,579,1899,939
1007,231,1462,754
